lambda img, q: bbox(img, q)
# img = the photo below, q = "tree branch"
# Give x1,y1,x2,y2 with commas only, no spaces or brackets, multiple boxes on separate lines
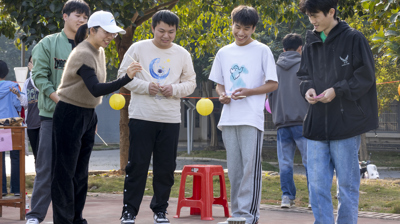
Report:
135,0,179,25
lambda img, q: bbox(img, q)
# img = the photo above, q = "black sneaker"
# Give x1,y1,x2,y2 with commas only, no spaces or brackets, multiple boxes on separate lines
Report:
153,211,170,224
120,211,135,224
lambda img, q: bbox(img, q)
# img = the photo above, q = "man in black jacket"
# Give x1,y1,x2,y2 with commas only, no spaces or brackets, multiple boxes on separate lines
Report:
297,0,378,223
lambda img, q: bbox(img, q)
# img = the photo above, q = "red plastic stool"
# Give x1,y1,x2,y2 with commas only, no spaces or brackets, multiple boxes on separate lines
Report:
174,165,230,221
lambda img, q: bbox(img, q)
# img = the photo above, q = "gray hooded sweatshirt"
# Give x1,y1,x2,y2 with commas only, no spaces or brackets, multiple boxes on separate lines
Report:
268,51,308,129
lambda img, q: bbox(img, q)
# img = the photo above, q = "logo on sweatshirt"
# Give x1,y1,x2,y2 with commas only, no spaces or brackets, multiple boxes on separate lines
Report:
54,58,67,70
149,58,170,85
339,55,349,66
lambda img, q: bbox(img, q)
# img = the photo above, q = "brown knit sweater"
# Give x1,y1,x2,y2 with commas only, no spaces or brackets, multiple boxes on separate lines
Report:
57,40,106,108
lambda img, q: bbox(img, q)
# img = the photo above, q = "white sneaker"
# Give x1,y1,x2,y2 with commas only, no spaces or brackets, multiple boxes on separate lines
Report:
26,218,39,224
308,203,312,209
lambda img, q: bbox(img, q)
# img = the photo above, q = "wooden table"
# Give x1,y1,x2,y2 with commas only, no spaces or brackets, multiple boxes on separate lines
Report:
0,126,26,220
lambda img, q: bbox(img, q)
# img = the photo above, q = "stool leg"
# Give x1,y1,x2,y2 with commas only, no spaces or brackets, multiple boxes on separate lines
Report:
190,175,201,215
200,172,214,221
174,173,188,218
220,175,230,217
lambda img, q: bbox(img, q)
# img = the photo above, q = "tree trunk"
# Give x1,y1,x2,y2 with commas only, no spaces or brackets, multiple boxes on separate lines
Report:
119,87,131,173
202,80,219,148
359,133,368,161
115,25,135,173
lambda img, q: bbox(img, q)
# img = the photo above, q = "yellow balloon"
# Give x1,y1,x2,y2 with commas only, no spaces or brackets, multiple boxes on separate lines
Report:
398,83,400,96
109,94,125,110
196,98,214,116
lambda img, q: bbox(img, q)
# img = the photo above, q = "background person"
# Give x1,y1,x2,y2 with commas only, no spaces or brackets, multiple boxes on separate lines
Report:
0,59,21,197
268,33,310,209
28,1,90,223
10,55,41,162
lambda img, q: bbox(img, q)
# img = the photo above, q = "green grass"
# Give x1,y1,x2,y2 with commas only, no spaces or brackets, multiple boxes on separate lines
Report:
17,173,400,214
177,150,227,160
92,143,120,151
365,150,400,168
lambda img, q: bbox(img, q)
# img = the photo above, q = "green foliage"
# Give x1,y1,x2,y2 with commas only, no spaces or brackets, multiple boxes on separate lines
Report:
347,0,400,65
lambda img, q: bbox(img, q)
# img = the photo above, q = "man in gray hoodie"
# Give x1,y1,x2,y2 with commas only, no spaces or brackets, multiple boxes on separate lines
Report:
268,33,310,209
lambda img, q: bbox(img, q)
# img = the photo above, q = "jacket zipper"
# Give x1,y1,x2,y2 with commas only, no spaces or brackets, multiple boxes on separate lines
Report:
323,43,329,140
355,101,366,117
332,45,344,115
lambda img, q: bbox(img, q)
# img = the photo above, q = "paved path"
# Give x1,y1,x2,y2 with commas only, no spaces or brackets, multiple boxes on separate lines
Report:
2,194,400,224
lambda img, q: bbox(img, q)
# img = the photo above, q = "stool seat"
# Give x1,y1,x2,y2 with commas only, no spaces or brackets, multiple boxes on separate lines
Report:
174,165,230,221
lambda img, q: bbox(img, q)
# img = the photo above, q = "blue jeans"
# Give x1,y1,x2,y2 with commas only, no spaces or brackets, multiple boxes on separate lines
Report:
307,135,361,224
277,125,308,200
2,151,20,194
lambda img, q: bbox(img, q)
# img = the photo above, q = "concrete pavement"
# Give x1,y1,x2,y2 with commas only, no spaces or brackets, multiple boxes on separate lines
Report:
2,194,400,224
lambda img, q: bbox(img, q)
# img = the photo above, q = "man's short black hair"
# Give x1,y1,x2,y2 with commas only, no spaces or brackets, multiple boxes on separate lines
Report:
151,10,179,30
299,0,338,19
62,0,90,17
0,60,9,79
231,5,259,28
282,33,303,51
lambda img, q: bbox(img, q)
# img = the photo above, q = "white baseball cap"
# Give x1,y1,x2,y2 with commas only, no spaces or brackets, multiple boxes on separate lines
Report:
88,11,126,35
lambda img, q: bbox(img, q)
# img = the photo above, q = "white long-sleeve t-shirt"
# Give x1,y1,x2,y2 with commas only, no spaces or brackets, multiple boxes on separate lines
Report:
118,39,196,123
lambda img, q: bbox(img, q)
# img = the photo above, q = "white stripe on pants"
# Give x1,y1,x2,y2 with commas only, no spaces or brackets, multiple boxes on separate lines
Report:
222,125,263,224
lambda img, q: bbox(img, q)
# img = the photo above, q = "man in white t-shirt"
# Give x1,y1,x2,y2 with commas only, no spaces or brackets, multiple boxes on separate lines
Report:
209,5,278,224
117,10,196,224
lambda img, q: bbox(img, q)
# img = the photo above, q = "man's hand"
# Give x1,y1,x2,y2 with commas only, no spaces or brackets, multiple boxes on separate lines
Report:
49,92,60,104
231,88,250,100
159,84,173,97
318,88,336,103
149,82,160,96
219,92,231,104
305,88,318,104
10,87,20,97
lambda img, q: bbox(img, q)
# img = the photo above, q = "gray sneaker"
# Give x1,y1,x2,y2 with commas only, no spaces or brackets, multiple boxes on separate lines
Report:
281,195,295,208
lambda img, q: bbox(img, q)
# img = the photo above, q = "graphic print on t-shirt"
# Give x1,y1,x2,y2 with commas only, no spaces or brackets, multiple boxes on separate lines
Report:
149,58,171,85
27,87,39,104
230,64,248,91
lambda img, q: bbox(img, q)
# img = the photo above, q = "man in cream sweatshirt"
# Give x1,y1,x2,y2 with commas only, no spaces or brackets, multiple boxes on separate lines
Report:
117,10,196,224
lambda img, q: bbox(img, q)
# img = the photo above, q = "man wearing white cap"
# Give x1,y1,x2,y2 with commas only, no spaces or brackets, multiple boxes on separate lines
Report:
51,10,140,224
28,1,90,224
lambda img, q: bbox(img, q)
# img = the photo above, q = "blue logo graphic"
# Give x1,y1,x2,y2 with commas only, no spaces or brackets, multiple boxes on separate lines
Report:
149,58,170,84
230,64,248,91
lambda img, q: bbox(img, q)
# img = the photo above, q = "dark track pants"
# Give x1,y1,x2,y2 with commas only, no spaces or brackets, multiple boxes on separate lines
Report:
122,119,180,216
51,101,97,224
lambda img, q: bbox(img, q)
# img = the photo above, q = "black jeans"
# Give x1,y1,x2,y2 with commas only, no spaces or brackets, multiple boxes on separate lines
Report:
51,101,97,224
122,119,180,216
27,127,40,162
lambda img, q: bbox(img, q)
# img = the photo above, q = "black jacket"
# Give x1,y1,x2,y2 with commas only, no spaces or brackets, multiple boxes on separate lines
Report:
297,20,378,140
